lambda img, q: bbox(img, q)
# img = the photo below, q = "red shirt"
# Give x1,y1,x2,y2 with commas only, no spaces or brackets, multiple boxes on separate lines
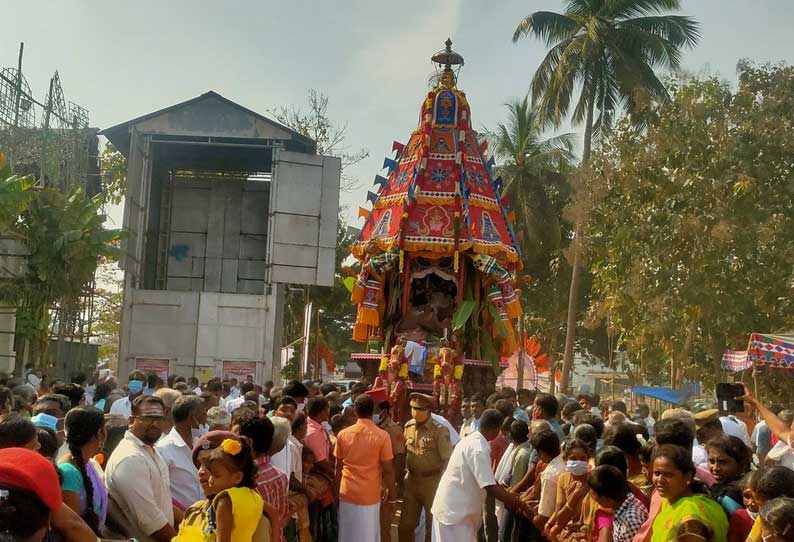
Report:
254,455,289,541
490,434,509,472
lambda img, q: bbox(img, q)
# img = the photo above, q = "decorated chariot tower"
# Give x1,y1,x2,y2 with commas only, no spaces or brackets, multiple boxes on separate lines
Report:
349,40,524,422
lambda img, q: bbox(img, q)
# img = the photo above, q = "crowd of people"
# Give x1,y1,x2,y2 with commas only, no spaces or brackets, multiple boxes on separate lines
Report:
1,368,794,542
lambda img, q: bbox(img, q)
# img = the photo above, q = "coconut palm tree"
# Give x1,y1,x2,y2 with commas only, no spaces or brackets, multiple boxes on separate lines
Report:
513,0,700,392
492,96,574,267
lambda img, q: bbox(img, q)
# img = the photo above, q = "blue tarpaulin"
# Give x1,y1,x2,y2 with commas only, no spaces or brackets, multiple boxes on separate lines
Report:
630,386,691,405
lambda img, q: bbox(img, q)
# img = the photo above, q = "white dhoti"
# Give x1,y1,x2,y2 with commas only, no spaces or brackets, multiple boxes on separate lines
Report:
431,517,479,542
339,501,381,541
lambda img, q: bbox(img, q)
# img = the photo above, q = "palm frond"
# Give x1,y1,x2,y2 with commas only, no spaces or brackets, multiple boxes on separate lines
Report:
530,40,571,106
619,15,701,51
612,27,683,68
603,0,682,19
566,0,605,17
533,38,588,126
611,48,669,116
516,0,698,154
571,65,599,125
513,11,583,45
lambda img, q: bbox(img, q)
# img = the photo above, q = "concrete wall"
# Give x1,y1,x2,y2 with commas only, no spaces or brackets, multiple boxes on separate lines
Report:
119,286,284,382
166,178,268,295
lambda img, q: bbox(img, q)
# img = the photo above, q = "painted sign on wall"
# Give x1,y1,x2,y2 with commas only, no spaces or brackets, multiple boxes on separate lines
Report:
222,360,257,380
135,358,170,380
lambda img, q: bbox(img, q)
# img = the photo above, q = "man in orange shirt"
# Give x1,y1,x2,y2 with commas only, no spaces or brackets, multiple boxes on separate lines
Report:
335,393,397,542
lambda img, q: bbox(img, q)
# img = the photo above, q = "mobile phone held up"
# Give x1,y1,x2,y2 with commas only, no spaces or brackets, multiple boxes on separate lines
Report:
715,383,745,414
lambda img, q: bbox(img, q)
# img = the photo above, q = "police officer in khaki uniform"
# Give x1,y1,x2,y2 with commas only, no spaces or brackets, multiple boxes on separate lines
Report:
399,392,453,542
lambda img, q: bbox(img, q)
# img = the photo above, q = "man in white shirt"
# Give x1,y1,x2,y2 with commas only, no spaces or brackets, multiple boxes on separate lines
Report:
109,370,147,420
229,378,241,400
187,376,202,396
720,414,751,446
530,427,564,531
105,395,176,542
636,404,656,437
460,393,486,439
431,411,460,445
224,381,255,414
156,394,206,510
269,396,298,478
430,409,524,541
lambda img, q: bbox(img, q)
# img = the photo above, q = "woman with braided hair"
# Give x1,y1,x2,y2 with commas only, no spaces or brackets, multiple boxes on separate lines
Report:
57,406,108,535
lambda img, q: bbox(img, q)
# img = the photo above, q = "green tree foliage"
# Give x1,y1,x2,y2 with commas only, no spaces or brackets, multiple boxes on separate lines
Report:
0,174,123,370
490,99,608,383
92,260,123,363
584,63,794,391
513,0,701,391
491,98,574,379
274,90,364,377
99,143,128,205
0,151,34,233
282,224,358,379
492,96,574,266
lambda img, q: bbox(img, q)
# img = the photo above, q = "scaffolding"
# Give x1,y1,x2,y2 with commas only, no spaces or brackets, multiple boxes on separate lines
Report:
1,42,101,376
0,43,94,191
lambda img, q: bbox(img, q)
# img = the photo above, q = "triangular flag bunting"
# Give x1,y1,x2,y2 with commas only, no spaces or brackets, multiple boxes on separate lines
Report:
494,176,503,194
373,175,388,189
366,191,379,204
485,156,495,172
392,141,405,155
383,157,398,172
358,207,370,220
507,211,516,223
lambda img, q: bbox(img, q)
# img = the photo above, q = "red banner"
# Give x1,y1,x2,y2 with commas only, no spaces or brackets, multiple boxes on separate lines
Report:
134,358,170,380
222,360,258,380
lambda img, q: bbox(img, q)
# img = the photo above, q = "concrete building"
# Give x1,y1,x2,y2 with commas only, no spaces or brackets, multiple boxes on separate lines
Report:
101,91,340,384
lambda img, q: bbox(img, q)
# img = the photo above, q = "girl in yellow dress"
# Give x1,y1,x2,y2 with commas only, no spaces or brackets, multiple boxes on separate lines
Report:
175,435,264,542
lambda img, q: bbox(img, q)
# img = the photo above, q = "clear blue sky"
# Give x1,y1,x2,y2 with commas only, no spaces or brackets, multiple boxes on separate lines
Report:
3,1,793,226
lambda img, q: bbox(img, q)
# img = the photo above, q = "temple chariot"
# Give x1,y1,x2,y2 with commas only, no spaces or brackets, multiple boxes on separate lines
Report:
348,40,524,424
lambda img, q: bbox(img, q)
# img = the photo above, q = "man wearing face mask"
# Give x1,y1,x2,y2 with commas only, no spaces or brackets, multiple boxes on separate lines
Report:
400,393,453,542
109,370,147,420
106,395,176,542
156,394,207,512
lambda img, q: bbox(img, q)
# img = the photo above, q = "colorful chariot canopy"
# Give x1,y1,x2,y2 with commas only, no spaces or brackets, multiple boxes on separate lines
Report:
351,39,521,271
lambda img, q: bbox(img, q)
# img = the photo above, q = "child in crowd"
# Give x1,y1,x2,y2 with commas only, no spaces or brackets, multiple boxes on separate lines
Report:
729,471,761,542
758,497,794,542
747,466,794,542
588,465,648,542
637,442,655,497
175,436,263,542
547,438,592,542
301,446,335,542
706,435,753,542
